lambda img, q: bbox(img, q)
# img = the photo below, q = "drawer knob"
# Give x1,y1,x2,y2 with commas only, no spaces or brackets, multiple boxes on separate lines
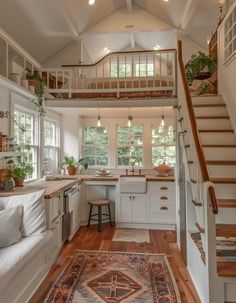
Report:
160,196,168,200
160,186,168,190
160,206,168,210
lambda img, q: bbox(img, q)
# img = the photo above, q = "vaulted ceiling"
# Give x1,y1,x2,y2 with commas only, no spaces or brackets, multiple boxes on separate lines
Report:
0,0,220,64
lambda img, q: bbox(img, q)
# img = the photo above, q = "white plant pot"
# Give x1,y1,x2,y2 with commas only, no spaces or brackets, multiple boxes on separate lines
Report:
21,79,29,89
29,85,35,93
9,73,21,85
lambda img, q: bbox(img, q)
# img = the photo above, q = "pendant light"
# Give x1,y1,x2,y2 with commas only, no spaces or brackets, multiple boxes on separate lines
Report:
161,107,165,127
127,108,132,127
97,109,101,127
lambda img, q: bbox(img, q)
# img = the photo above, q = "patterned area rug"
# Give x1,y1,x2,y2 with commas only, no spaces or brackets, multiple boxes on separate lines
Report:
112,228,151,243
44,250,181,303
191,232,236,262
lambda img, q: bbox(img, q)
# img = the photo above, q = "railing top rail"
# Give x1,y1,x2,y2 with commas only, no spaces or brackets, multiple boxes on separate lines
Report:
177,40,218,214
62,48,177,68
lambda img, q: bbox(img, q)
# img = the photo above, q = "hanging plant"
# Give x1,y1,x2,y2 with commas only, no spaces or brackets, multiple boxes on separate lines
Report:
26,72,46,116
185,52,217,86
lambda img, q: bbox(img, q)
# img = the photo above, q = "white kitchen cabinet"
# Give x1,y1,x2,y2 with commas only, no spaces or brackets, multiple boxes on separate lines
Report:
148,182,176,224
118,194,147,223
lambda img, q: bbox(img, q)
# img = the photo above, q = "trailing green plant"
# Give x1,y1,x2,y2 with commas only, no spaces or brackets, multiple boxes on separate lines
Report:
78,158,88,170
26,72,46,116
185,51,217,86
198,81,211,95
7,159,34,181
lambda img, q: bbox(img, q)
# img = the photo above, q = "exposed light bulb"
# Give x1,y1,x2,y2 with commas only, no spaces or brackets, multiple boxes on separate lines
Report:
97,115,101,127
128,115,132,127
161,115,165,127
153,45,161,50
89,0,95,5
104,47,111,54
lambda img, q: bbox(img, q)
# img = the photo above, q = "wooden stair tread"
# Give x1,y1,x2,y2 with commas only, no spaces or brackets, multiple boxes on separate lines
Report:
196,116,230,119
210,178,236,184
199,129,234,133
206,160,236,165
192,199,203,207
217,199,236,208
203,145,236,148
194,104,226,108
216,224,236,237
217,261,236,277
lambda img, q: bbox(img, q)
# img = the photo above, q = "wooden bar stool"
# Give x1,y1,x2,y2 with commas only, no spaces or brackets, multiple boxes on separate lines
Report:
87,199,113,232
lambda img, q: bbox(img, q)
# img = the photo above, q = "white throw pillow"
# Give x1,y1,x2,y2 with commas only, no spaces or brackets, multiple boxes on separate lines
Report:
0,206,23,248
0,189,46,237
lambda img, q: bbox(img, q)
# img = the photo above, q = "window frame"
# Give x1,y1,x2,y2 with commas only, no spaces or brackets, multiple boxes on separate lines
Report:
82,124,110,168
43,117,60,176
13,105,39,181
151,122,175,167
116,123,144,169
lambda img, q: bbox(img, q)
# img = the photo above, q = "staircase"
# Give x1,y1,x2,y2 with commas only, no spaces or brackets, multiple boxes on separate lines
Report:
178,95,236,302
177,40,236,303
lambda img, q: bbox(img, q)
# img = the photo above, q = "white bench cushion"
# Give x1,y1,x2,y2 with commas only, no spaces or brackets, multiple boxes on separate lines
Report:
0,232,51,294
0,190,46,236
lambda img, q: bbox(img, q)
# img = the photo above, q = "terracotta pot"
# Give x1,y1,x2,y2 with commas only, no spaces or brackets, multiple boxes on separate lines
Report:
28,79,39,91
14,178,24,187
67,166,77,175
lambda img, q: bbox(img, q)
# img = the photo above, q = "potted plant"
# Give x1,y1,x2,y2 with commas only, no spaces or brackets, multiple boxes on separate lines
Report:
8,160,34,187
26,72,46,116
185,51,217,86
78,158,88,174
64,156,77,175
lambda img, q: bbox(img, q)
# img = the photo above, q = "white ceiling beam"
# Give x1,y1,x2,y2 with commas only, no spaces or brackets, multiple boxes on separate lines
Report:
130,32,135,48
180,0,201,30
56,0,81,40
126,0,133,11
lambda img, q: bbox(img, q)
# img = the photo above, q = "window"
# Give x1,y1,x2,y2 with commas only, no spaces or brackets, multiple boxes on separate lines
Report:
14,108,38,180
110,61,132,77
224,6,236,62
117,126,143,167
152,124,175,166
135,63,154,77
83,126,109,167
44,119,59,175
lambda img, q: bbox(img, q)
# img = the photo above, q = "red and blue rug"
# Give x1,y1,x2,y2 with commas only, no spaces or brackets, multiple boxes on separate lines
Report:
44,251,181,303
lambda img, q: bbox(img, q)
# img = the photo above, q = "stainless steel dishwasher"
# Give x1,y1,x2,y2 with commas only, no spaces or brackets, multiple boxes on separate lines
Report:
63,183,80,241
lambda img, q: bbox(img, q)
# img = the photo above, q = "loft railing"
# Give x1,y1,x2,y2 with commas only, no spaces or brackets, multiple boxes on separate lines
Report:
0,27,41,81
177,40,218,215
42,49,177,99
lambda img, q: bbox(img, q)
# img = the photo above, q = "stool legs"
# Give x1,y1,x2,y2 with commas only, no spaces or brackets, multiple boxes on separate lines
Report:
108,204,112,227
87,205,93,227
98,205,102,232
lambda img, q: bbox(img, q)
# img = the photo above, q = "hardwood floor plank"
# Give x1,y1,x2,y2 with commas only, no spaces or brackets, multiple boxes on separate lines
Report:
29,224,201,303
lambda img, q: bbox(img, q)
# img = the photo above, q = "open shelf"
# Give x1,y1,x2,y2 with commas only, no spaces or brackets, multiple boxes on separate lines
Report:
0,152,25,157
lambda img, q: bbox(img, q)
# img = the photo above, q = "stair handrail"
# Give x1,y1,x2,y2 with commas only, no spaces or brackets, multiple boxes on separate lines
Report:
177,40,218,214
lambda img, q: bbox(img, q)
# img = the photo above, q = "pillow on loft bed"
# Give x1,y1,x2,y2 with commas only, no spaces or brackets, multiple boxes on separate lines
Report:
0,206,23,248
0,189,46,237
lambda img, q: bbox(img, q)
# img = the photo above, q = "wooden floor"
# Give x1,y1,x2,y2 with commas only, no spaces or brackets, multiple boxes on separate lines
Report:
30,224,201,303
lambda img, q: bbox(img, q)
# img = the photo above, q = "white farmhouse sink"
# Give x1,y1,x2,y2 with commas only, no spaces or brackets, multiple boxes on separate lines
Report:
119,176,146,193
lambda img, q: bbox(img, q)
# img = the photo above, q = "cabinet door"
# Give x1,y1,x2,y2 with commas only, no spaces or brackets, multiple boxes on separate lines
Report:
119,195,132,222
132,194,147,223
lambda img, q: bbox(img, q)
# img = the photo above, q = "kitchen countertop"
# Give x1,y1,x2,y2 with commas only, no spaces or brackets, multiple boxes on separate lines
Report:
0,179,78,198
0,174,175,198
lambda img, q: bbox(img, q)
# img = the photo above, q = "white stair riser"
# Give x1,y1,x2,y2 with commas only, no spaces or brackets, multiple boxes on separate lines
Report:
204,147,236,160
214,184,236,199
200,133,236,144
194,107,228,116
216,208,236,224
197,119,232,130
192,96,224,105
225,282,236,302
208,165,236,178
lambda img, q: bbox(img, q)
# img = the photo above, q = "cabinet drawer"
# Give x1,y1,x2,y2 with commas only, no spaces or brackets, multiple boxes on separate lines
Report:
149,192,176,204
149,201,176,215
148,182,175,193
